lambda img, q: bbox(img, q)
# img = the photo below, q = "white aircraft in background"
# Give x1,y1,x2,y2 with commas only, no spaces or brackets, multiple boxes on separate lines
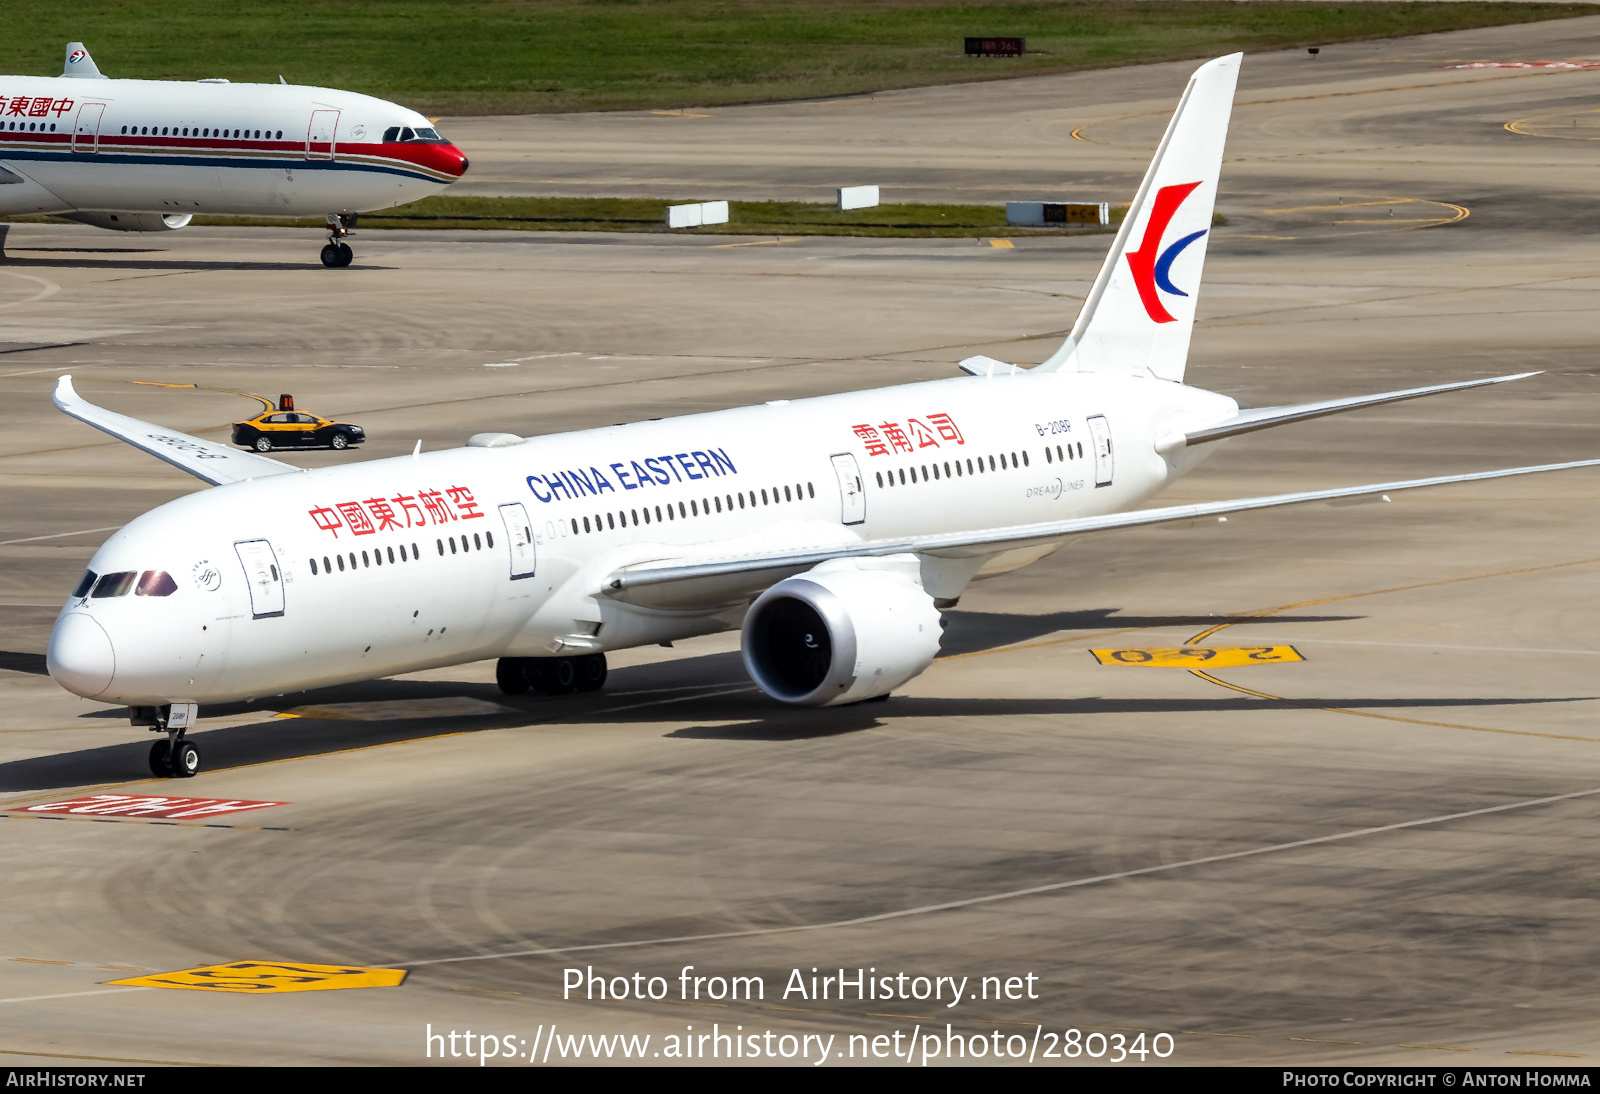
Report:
0,42,467,266
44,54,1600,778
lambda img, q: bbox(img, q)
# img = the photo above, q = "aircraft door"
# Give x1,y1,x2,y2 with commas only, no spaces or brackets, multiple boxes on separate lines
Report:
233,539,285,618
71,103,104,153
1086,414,1114,488
498,503,537,579
306,109,339,160
830,452,866,525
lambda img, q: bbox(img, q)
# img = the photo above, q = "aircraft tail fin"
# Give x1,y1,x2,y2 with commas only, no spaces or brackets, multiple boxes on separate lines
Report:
1034,53,1240,382
62,43,108,80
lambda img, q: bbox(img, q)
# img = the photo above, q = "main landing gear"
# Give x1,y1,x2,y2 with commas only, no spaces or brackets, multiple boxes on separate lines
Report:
320,213,356,268
496,654,607,696
133,702,201,779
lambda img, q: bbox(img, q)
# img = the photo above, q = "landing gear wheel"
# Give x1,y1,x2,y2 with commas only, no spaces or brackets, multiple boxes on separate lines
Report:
334,242,353,267
495,657,529,695
330,433,349,450
253,436,273,453
320,242,342,267
574,653,607,692
532,657,578,695
148,740,171,777
170,739,201,778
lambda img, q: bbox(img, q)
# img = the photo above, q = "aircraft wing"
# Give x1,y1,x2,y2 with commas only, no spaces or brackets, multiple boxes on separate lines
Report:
53,375,299,487
605,457,1600,597
1177,372,1538,448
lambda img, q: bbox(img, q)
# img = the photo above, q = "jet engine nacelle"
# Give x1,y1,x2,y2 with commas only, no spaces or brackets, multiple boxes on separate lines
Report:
62,211,192,232
741,562,942,706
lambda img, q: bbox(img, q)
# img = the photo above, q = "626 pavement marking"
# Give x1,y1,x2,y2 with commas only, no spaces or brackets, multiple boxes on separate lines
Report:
108,961,406,994
1091,646,1303,668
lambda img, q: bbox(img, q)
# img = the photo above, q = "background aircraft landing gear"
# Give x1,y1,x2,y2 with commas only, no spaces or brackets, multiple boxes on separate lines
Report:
135,703,200,778
320,213,355,267
494,653,607,696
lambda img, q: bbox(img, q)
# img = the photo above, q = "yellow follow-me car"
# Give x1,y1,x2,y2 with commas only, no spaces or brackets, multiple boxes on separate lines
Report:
230,395,365,453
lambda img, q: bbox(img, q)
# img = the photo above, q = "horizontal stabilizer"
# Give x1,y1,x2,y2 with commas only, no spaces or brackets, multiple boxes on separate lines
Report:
606,455,1600,597
1177,371,1540,449
53,375,299,487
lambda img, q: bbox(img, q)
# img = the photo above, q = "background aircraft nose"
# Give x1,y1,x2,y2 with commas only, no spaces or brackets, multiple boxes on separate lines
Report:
47,612,115,698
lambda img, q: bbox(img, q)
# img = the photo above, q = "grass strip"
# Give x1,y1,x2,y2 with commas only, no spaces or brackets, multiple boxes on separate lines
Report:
166,196,1140,238
0,2,1594,116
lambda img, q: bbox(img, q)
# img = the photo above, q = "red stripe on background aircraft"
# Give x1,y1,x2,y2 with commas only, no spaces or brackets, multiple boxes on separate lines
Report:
0,42,467,266
42,54,1600,778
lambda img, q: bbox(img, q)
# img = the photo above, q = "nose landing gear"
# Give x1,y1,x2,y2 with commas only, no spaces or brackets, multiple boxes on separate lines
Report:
134,702,201,778
320,213,356,268
495,653,608,696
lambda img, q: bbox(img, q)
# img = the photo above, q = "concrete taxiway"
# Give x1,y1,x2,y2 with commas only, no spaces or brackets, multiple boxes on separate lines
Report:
5,16,1600,1067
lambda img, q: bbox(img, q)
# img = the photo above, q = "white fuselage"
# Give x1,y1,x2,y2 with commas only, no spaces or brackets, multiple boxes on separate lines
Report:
0,76,466,220
47,370,1236,706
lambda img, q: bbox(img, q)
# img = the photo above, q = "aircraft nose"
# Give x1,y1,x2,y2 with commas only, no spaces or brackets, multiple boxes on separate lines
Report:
447,145,469,177
47,612,115,698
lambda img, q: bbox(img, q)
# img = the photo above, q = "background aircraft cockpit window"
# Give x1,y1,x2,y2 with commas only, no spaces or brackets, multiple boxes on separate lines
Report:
72,571,97,598
91,571,138,598
135,571,177,597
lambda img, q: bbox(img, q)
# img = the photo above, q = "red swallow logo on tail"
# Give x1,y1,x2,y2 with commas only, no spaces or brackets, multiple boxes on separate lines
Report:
1125,181,1208,324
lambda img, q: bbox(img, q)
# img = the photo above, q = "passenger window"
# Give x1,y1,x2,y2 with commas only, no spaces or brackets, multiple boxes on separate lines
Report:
967,459,974,474
374,550,382,566
1078,442,1084,458
642,508,651,525
337,555,346,571
631,510,639,525
738,494,745,509
362,551,370,567
1045,447,1052,464
387,546,395,564
1022,451,1029,467
91,571,138,598
474,533,481,550
807,482,814,498
691,499,699,517
449,538,458,554
436,539,444,556
582,516,591,533
932,464,940,480
712,497,720,513
348,553,356,570
486,532,494,548
989,455,996,471
72,570,97,598
324,556,332,573
310,558,319,575
412,543,419,558
760,489,768,505
655,506,663,522
876,472,883,487
784,485,792,501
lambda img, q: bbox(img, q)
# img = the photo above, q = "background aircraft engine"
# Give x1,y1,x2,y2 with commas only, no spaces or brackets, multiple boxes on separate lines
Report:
62,211,192,232
741,566,942,706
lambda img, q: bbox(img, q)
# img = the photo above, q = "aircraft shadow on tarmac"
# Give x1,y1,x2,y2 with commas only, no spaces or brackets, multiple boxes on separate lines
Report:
4,608,1591,791
0,253,395,273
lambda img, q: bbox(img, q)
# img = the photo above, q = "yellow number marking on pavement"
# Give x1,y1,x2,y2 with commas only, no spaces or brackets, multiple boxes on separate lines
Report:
1090,646,1304,668
107,960,406,994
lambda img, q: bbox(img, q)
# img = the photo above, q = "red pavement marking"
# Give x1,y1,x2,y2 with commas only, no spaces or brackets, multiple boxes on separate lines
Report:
10,794,288,820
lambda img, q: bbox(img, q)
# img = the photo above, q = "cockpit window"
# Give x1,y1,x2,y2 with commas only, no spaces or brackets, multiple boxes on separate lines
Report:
383,125,448,144
72,570,97,598
90,571,138,598
135,571,177,597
